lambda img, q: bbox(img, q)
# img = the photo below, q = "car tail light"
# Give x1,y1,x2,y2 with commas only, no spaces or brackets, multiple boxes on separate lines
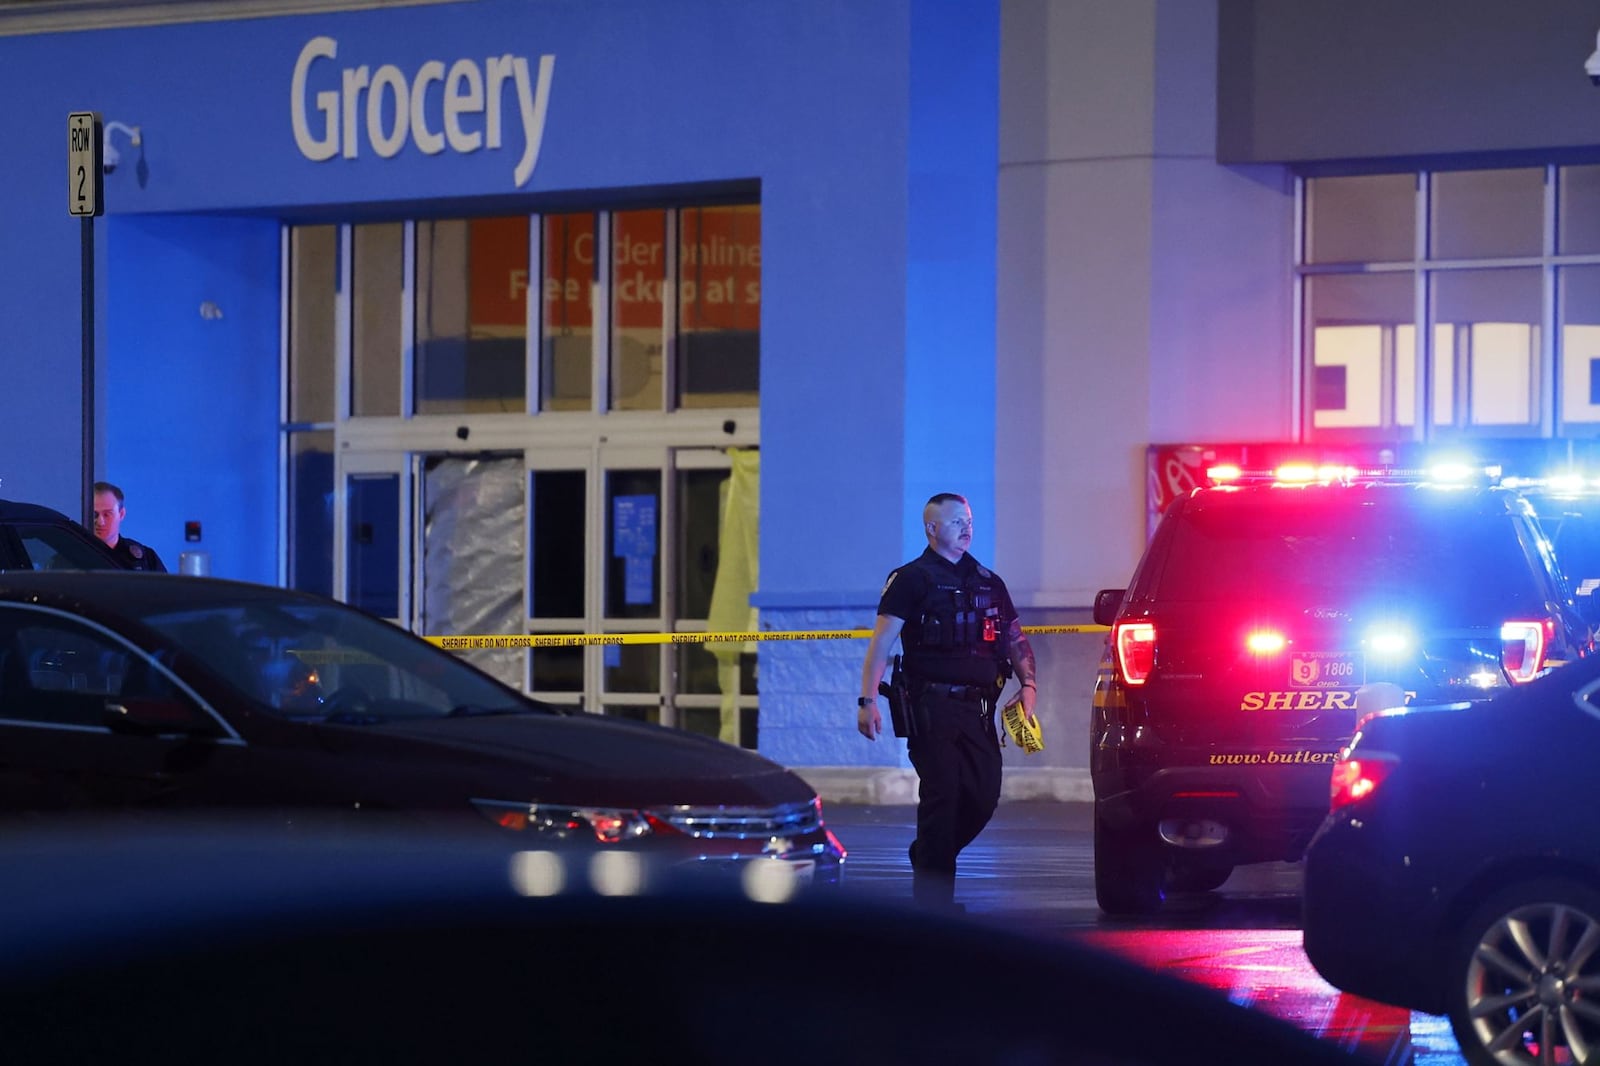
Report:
1500,620,1551,683
1329,753,1397,811
1113,621,1156,685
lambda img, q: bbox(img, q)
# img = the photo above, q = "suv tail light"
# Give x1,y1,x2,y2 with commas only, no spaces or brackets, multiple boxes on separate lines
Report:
1329,752,1397,811
1113,621,1156,685
1500,620,1551,684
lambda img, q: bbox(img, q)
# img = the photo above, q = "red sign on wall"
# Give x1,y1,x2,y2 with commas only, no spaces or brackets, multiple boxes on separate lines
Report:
1144,441,1419,539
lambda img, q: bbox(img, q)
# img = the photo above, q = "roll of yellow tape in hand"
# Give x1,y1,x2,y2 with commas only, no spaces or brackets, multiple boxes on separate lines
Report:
1002,697,1044,754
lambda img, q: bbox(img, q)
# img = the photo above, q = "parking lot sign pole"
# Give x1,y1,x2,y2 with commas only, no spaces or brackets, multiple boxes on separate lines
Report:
68,111,103,526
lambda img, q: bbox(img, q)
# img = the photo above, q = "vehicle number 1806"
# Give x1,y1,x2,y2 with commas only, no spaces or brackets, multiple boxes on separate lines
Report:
1288,652,1363,689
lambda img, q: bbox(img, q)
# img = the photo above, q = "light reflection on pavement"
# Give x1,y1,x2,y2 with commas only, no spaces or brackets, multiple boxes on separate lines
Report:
1078,929,1463,1065
827,801,1467,1065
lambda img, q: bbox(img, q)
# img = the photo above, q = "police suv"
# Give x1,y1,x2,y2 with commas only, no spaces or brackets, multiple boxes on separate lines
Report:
1089,465,1594,916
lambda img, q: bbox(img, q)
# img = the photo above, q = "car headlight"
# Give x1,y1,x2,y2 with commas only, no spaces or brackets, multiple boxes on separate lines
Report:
472,800,655,843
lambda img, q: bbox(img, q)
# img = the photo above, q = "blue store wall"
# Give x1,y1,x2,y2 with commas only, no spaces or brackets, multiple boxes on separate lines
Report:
0,0,1000,769
105,216,281,581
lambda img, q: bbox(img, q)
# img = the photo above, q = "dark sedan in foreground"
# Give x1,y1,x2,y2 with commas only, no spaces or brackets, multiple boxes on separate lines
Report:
0,824,1371,1066
0,571,843,883
1302,661,1600,1066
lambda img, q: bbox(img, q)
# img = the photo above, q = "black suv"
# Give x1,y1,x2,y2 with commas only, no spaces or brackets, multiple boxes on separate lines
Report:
1089,474,1593,915
0,499,124,571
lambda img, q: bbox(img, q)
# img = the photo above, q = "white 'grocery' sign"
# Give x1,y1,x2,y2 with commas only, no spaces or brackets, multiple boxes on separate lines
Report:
290,35,555,188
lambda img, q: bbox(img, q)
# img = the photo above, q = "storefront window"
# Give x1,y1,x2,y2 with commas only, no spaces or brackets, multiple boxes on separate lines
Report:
1305,174,1414,264
1560,166,1600,255
677,205,760,408
541,213,595,411
1430,268,1540,428
1305,272,1414,430
610,210,667,412
287,430,333,597
352,222,403,417
288,225,337,423
1296,167,1600,440
1430,169,1543,260
1560,266,1600,428
415,216,529,415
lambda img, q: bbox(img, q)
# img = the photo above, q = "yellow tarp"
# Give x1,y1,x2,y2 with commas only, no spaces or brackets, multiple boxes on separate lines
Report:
705,448,759,744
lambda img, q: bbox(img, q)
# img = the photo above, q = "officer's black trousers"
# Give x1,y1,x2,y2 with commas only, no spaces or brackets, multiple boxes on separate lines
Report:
905,688,1002,907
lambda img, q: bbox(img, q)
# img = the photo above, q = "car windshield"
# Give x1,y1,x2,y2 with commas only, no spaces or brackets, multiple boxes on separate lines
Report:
131,598,536,723
1156,494,1543,614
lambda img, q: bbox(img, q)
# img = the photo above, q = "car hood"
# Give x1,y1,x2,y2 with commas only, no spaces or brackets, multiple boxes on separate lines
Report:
308,712,816,808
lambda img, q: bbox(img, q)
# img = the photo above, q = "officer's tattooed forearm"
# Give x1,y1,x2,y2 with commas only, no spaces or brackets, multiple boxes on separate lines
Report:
1007,620,1036,685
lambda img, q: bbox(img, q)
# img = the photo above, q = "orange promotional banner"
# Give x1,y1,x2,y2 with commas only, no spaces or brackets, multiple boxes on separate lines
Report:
468,216,531,333
542,207,762,333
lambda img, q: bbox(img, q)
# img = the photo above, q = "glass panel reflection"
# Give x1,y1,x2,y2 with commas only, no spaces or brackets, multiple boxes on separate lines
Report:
347,472,400,618
289,431,334,598
289,225,337,423
415,217,529,415
676,643,756,696
1561,266,1600,426
610,210,666,411
605,704,659,726
1304,272,1414,429
1560,166,1600,255
352,222,403,417
677,205,759,408
541,213,594,411
1432,268,1541,427
602,641,659,693
605,470,660,619
531,646,582,692
1305,174,1415,264
1431,169,1543,260
531,470,585,619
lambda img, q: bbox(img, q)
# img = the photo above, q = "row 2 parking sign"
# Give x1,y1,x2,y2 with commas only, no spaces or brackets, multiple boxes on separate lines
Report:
68,111,103,217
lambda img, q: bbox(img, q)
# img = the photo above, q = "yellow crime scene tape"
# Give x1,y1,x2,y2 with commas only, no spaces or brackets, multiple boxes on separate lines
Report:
424,623,1107,651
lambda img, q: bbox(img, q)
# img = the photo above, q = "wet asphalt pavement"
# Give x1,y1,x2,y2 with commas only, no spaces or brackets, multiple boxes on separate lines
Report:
823,801,1468,1065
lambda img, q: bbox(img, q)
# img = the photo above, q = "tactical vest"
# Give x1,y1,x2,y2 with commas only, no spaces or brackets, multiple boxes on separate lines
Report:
901,556,1008,685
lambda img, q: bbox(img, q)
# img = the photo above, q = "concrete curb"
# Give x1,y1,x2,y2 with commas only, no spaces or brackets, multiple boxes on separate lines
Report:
794,766,1094,806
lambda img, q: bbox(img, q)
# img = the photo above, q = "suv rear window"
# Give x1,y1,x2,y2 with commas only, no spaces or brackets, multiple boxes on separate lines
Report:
1151,491,1544,614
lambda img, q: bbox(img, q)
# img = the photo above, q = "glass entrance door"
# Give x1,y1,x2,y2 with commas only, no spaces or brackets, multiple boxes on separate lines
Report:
525,445,750,741
335,444,753,743
418,453,526,691
598,447,667,724
334,452,411,627
527,446,591,709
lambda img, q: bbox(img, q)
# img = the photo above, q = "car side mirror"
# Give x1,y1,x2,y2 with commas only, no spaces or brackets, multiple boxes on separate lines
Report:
1092,589,1125,628
105,698,201,736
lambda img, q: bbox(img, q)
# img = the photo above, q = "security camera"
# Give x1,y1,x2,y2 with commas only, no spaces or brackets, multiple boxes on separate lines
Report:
1586,31,1600,86
102,121,141,175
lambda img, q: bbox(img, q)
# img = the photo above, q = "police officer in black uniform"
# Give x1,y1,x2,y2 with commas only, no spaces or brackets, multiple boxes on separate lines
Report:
91,481,167,572
858,492,1037,910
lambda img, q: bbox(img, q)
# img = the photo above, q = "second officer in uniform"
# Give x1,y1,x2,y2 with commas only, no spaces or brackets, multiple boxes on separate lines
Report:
858,492,1037,910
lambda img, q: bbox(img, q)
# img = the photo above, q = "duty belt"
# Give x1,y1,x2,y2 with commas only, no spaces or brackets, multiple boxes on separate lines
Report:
921,682,992,704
